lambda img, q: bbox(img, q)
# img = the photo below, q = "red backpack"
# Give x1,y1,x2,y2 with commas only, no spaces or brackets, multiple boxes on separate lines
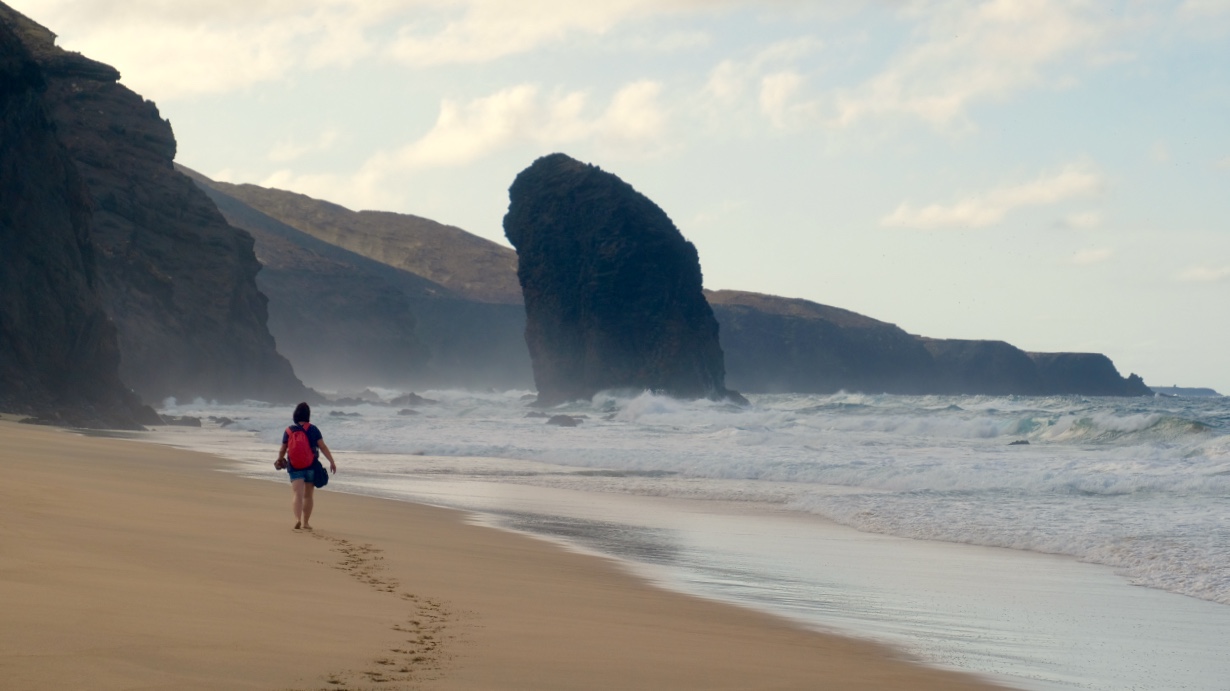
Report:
286,423,315,469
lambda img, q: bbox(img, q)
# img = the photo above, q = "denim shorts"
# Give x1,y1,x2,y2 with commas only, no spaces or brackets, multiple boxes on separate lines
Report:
288,467,315,484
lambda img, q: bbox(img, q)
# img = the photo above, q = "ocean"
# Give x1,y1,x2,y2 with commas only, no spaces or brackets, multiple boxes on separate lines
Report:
149,390,1230,690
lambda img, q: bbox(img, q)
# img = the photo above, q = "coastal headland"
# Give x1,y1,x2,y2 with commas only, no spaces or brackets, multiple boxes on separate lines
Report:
1,420,1007,690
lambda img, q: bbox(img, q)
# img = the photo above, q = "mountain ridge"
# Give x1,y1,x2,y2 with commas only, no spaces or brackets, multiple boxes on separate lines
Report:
198,179,523,305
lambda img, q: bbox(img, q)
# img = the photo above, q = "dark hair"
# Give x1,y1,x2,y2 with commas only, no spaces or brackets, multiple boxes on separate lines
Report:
292,402,311,424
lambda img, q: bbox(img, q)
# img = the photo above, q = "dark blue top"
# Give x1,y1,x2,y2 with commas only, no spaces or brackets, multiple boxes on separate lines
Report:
283,423,323,460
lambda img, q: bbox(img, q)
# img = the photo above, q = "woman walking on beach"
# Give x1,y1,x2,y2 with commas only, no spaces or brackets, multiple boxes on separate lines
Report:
275,402,336,530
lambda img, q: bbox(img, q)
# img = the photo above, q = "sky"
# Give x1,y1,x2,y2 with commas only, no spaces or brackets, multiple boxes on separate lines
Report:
15,0,1230,392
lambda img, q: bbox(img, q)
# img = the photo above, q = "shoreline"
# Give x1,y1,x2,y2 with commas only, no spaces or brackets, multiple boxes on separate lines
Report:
1,420,1010,690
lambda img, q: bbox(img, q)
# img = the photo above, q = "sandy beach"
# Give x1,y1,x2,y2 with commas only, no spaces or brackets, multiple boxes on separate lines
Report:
0,419,1008,690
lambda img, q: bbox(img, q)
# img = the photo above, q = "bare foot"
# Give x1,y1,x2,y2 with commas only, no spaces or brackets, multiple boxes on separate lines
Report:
294,521,301,530
302,525,313,531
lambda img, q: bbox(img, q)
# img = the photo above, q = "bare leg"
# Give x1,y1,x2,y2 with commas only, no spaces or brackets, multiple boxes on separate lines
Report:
302,484,315,530
291,479,306,529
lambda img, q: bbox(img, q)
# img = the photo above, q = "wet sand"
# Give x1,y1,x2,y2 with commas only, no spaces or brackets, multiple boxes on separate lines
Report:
0,420,1009,690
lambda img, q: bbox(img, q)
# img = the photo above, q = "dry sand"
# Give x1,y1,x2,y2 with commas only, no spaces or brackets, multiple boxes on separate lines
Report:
0,419,1010,690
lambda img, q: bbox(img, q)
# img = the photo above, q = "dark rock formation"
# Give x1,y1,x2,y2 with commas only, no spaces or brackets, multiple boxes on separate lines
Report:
920,338,1045,396
389,392,438,406
1029,352,1151,397
1,6,309,405
546,414,582,427
160,415,202,427
708,290,938,394
0,9,154,428
504,153,742,405
187,170,532,391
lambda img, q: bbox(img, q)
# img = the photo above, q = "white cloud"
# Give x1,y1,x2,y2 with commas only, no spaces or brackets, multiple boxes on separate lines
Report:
1068,248,1113,265
759,71,806,128
378,84,548,170
882,162,1103,229
385,0,716,66
14,0,397,98
704,59,745,102
258,164,410,213
602,81,668,141
12,0,714,98
1063,211,1102,229
247,78,668,210
703,37,823,105
1176,0,1230,41
267,129,341,163
365,80,666,173
830,0,1105,128
1180,0,1230,18
1177,265,1230,282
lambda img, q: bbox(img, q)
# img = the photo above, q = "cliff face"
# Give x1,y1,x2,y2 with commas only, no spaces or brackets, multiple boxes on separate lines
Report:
1029,352,1151,397
0,12,153,427
708,290,938,394
2,6,309,404
504,153,740,405
920,340,1152,397
188,170,533,391
920,338,1045,396
707,292,1150,397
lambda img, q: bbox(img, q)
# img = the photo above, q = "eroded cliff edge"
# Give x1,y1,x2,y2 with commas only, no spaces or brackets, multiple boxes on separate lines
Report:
1,5,309,404
0,11,153,427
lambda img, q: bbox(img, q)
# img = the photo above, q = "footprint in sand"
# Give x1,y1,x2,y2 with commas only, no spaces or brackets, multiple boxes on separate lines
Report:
309,532,455,687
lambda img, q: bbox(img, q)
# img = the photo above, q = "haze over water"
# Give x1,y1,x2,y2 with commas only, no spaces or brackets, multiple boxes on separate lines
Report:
154,389,1230,690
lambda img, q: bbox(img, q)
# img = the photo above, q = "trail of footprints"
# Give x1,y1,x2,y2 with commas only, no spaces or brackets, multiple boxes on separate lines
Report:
311,532,453,689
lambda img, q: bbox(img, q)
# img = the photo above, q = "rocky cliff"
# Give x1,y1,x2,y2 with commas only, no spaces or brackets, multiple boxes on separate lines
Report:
1,5,310,404
0,10,153,427
1029,352,1151,397
707,290,939,394
188,171,533,391
504,153,741,405
920,338,1046,396
708,290,1150,397
920,341,1150,397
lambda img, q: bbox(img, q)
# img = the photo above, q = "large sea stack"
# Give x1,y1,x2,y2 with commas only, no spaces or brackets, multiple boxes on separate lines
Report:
1,5,309,404
503,153,741,406
0,13,153,427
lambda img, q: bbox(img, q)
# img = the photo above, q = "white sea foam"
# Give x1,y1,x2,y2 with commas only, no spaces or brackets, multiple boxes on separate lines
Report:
160,389,1230,605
